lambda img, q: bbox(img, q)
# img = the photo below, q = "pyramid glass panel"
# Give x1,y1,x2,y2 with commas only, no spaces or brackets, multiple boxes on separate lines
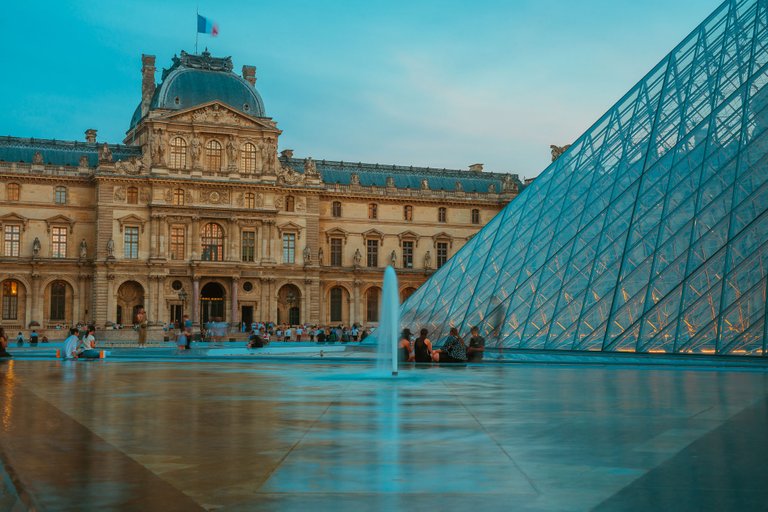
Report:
399,0,768,356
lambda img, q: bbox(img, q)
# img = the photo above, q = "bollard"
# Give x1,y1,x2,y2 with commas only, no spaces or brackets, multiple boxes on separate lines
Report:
56,348,61,358
99,350,105,359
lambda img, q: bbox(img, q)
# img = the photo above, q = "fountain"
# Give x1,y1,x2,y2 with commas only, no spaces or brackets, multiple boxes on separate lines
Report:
376,266,400,376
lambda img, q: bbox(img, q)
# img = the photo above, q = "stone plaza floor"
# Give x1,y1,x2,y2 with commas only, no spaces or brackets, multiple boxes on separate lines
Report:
1,355,768,511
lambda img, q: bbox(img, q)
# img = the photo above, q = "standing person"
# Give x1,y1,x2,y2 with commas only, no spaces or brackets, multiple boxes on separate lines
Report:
309,326,316,342
0,327,11,358
296,325,304,342
432,327,467,363
414,328,433,363
316,327,326,344
284,326,292,342
183,314,193,350
30,330,39,346
399,329,414,362
467,326,486,362
135,307,148,348
62,328,80,359
351,325,359,342
15,332,24,347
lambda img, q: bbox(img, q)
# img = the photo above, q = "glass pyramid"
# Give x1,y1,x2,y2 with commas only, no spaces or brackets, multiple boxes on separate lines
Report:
401,0,768,356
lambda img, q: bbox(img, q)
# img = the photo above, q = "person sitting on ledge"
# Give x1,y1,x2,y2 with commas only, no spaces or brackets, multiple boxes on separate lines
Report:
30,330,39,346
432,327,467,363
62,328,80,360
78,325,100,359
247,332,267,348
467,326,486,362
16,332,24,347
399,329,414,362
414,328,433,363
0,327,11,358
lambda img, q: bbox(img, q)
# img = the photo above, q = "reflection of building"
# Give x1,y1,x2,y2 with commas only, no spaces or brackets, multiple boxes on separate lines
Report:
0,50,520,336
401,0,768,356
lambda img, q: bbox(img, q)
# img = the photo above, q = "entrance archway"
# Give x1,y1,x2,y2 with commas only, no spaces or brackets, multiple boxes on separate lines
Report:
200,282,226,326
116,281,144,326
277,284,301,326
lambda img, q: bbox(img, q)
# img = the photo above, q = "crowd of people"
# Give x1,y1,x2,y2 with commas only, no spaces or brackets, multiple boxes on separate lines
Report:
398,325,486,363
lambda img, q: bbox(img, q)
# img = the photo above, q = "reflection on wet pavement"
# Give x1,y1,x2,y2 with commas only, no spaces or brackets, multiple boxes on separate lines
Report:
1,360,767,511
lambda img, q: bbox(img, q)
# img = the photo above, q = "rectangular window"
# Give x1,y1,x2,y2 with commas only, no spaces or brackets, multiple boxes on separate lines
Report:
2,281,18,320
282,233,296,264
52,226,67,258
242,230,256,262
402,241,413,268
54,187,67,204
366,239,379,268
4,225,20,257
170,225,185,260
330,288,342,322
436,242,448,269
330,238,342,267
124,226,139,259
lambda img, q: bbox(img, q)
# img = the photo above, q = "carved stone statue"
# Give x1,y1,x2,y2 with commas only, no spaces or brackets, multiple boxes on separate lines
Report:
550,144,571,162
303,157,319,176
33,151,44,164
303,245,312,265
386,176,395,187
350,173,360,186
32,237,41,256
421,178,429,190
106,238,115,258
318,247,324,266
190,135,202,167
226,135,238,166
424,250,432,270
390,250,397,267
353,248,362,268
79,239,88,259
455,180,463,192
115,157,142,175
151,128,166,166
79,155,89,168
98,143,113,163
488,183,496,193
264,139,277,171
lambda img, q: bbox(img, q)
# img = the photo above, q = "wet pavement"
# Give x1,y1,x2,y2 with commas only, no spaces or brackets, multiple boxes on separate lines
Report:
1,359,767,511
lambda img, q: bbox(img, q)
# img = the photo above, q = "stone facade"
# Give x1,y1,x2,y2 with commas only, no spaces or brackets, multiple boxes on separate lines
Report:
0,51,520,338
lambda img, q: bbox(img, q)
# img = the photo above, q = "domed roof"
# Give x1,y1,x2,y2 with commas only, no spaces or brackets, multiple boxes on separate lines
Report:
129,50,265,130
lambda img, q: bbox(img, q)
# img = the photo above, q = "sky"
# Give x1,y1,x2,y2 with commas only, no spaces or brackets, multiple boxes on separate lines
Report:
1,0,723,179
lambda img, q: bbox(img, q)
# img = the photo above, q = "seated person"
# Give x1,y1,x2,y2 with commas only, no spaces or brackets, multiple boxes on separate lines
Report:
413,328,433,363
62,328,80,359
15,332,24,347
247,333,266,348
78,325,100,358
399,329,414,362
432,327,468,363
30,330,39,345
467,326,486,362
0,327,11,358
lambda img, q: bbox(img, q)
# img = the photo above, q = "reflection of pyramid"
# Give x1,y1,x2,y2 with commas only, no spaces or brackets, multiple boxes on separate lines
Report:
401,0,768,356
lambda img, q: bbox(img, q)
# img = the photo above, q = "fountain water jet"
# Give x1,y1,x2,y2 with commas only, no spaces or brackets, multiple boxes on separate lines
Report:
376,266,400,376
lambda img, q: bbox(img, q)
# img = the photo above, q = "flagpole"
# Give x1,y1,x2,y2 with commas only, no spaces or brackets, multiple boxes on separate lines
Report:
195,6,199,54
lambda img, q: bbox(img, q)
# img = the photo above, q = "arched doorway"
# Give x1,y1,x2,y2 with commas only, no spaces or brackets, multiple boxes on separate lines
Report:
116,281,144,326
400,287,417,303
200,282,226,325
277,284,301,325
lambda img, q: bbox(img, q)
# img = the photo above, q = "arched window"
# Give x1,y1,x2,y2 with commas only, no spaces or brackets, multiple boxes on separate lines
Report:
50,281,67,321
201,223,224,261
6,183,20,201
438,207,447,223
170,137,187,169
205,140,222,171
241,142,257,173
330,287,343,322
1,280,19,320
368,203,378,219
127,186,138,204
403,205,413,221
332,201,342,218
471,209,480,224
286,195,295,212
366,287,380,323
54,186,67,204
173,188,185,206
245,192,255,209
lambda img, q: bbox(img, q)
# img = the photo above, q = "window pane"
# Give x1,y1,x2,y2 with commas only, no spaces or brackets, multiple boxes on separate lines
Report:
127,187,138,204
437,242,448,268
242,231,256,262
2,281,18,320
4,225,20,257
330,238,342,266
402,241,413,268
205,140,222,171
330,287,342,322
241,143,256,173
124,227,139,259
55,187,67,204
367,239,378,267
170,225,185,260
52,227,67,258
7,184,19,201
367,288,380,322
173,188,185,206
201,223,224,261
283,233,295,263
170,137,187,169
50,282,66,321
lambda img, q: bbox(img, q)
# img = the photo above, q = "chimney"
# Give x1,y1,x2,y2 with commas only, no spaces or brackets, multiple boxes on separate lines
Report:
242,65,257,86
469,163,484,172
141,54,156,117
85,129,97,143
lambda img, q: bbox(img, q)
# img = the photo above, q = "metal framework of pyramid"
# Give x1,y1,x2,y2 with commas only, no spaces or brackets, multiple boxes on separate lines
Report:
400,0,768,356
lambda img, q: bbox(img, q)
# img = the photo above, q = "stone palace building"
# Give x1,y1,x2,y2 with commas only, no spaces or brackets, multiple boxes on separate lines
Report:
0,50,520,337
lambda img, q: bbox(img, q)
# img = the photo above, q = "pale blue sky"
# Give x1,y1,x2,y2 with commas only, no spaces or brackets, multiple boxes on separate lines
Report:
1,1,722,178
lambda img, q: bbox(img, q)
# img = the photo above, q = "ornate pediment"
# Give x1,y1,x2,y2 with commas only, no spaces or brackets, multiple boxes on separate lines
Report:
324,227,348,243
362,228,384,241
398,230,420,247
116,214,147,233
164,102,279,131
277,221,303,239
0,213,29,231
432,231,454,248
45,214,75,233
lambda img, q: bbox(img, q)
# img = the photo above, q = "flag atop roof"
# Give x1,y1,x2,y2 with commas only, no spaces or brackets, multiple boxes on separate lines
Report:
197,14,218,36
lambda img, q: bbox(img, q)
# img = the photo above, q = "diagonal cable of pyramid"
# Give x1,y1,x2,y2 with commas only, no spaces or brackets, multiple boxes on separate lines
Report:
400,0,768,356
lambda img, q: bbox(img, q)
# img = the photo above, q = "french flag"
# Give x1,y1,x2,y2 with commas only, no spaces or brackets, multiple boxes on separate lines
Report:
197,14,218,36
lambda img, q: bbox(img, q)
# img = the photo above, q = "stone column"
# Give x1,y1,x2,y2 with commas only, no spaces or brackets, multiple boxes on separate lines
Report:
30,272,41,326
149,215,158,258
302,279,311,326
255,222,262,261
106,273,116,325
353,280,361,327
191,216,200,260
192,278,200,326
231,276,239,328
159,216,167,258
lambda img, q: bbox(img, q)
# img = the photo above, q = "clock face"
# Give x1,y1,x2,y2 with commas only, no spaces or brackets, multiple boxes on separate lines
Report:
210,191,220,203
